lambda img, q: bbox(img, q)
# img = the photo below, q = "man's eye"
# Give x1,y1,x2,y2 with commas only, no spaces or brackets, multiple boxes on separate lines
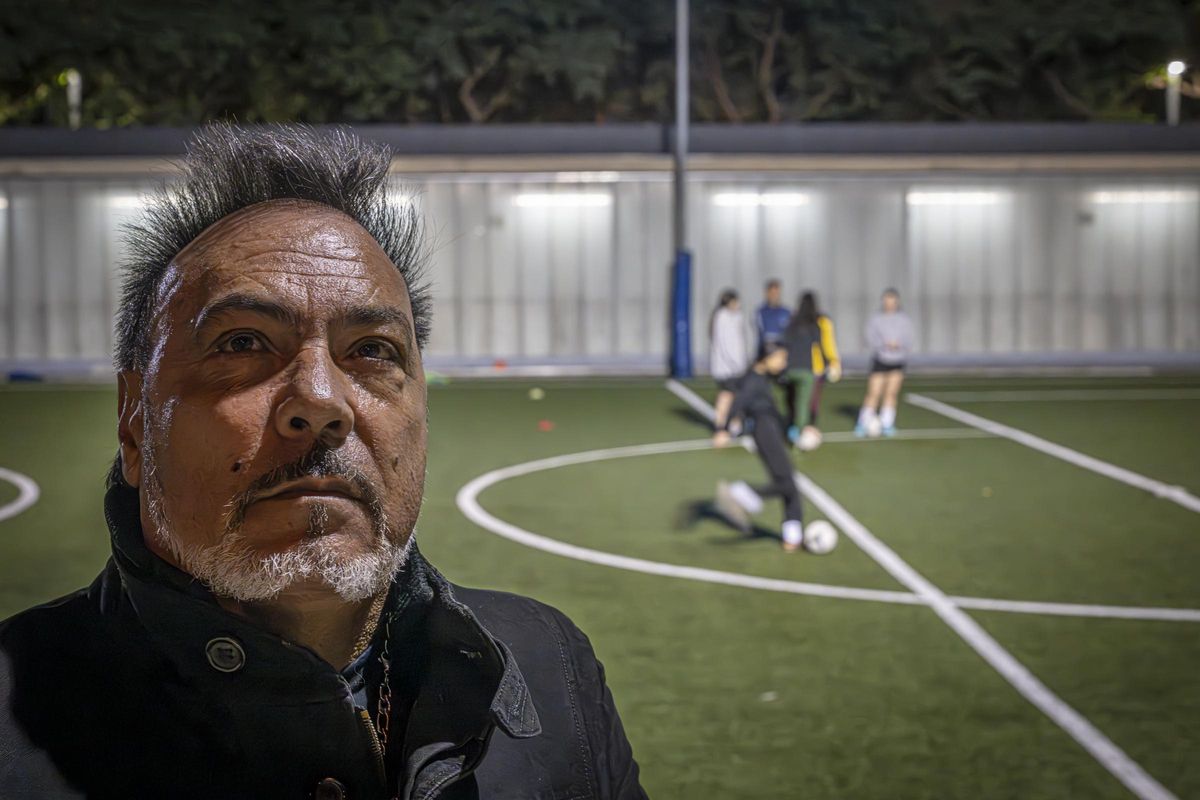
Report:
353,340,400,362
217,333,265,354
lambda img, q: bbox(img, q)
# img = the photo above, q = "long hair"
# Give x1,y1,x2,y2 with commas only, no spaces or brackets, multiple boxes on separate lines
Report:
786,291,820,339
710,288,739,338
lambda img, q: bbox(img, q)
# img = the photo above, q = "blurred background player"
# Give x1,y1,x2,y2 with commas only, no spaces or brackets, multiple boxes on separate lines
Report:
806,293,844,441
709,288,750,431
712,348,807,552
777,291,835,448
755,279,791,358
786,291,842,449
857,288,915,437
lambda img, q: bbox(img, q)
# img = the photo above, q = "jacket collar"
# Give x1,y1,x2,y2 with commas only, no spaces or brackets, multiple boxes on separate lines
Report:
103,483,540,739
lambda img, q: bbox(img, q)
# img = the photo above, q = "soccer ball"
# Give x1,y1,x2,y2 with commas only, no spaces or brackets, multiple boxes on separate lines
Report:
865,416,883,438
803,520,839,555
797,427,823,452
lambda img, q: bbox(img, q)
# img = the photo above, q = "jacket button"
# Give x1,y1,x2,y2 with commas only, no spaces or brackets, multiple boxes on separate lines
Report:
205,637,245,673
314,777,347,800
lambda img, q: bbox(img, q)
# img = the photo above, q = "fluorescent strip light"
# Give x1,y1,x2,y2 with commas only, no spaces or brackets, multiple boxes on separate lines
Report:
108,194,145,210
712,192,809,207
513,193,612,208
1091,190,1198,205
906,191,1001,206
0,197,8,210
553,171,620,183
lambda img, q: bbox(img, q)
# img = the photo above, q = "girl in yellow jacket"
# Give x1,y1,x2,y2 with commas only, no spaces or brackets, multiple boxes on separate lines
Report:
782,292,841,450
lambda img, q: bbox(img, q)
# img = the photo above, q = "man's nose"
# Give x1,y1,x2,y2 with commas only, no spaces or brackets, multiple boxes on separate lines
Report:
274,347,354,447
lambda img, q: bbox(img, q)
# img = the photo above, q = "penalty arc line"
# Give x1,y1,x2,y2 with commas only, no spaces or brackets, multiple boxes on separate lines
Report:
456,437,1200,623
0,467,40,523
907,393,1200,514
667,379,1177,800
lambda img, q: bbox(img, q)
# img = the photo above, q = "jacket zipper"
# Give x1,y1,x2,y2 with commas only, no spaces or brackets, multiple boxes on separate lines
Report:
359,708,388,786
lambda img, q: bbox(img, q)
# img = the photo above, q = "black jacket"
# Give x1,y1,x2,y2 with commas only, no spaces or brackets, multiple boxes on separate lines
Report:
0,486,646,799
722,371,785,431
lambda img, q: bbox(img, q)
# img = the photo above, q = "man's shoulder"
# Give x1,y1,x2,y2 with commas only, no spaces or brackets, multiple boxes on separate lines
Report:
452,584,593,653
0,587,99,648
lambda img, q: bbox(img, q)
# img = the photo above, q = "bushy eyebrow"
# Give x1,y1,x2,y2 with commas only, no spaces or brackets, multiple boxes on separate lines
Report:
194,293,301,337
193,293,414,349
341,305,414,349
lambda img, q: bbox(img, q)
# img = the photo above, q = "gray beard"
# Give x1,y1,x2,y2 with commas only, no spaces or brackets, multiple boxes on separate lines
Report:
143,448,412,603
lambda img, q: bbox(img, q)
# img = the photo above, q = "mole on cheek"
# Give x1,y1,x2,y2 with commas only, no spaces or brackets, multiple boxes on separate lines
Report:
232,461,242,473
392,457,399,470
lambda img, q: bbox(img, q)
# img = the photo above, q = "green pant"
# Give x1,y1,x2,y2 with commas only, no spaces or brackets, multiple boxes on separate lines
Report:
784,369,816,430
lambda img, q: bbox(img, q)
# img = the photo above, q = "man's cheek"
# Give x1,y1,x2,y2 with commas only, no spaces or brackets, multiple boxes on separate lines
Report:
164,396,269,488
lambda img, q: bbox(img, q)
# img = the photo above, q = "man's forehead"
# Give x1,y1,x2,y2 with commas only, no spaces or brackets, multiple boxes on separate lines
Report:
158,200,410,311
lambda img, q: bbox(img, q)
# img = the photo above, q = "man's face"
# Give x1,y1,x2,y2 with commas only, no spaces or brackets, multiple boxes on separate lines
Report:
882,292,899,313
766,285,781,306
117,201,427,603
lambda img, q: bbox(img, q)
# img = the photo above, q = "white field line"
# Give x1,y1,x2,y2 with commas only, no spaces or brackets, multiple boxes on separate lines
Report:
665,380,993,444
0,467,40,522
924,389,1200,403
455,441,923,608
908,393,1200,514
455,436,1200,624
668,379,1178,800
949,596,1200,622
796,474,1176,800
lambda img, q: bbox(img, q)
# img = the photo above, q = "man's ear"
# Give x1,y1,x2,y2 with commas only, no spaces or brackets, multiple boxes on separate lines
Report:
117,370,145,488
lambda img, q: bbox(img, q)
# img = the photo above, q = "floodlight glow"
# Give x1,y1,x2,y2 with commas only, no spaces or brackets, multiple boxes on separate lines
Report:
1091,189,1198,204
906,191,1002,206
108,194,145,210
513,193,612,208
0,197,7,210
1168,61,1186,76
711,192,809,207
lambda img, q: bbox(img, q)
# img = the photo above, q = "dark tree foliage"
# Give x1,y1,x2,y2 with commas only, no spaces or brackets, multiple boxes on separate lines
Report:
0,0,1196,126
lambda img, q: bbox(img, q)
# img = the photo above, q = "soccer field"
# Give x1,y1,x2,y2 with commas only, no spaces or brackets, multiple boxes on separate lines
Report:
2,375,1199,799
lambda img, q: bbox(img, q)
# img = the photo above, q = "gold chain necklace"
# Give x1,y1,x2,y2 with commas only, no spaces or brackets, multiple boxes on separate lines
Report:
376,623,393,751
350,593,393,751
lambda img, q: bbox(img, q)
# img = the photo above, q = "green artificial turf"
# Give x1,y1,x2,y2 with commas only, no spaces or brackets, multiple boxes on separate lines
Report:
1,375,1198,798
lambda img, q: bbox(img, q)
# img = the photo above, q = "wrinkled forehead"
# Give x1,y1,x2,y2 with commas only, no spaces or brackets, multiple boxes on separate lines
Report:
154,200,411,319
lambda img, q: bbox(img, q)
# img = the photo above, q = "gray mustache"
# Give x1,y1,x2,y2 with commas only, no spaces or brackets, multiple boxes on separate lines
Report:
226,446,383,530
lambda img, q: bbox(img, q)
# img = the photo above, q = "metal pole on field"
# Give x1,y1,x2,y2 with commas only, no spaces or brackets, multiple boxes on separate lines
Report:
673,0,689,254
1166,61,1185,126
669,0,693,378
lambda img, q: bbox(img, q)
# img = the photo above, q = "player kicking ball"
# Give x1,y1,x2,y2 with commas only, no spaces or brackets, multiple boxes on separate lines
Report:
712,348,838,554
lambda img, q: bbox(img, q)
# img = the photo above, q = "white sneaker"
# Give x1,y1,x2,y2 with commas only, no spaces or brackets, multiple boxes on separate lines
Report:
715,481,751,534
781,520,804,551
729,481,764,514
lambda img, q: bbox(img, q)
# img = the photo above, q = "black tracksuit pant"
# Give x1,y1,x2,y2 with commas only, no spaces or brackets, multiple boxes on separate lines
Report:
751,414,803,523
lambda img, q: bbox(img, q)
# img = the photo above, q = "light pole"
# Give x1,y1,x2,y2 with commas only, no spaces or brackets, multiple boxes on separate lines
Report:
1166,61,1185,126
669,0,693,378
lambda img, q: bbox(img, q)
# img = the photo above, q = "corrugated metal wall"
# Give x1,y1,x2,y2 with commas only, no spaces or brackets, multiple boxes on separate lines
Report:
2,171,1198,367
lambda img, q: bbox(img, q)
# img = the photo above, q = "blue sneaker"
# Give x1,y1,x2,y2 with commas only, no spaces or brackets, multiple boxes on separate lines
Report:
882,425,897,438
854,423,868,438
787,426,800,445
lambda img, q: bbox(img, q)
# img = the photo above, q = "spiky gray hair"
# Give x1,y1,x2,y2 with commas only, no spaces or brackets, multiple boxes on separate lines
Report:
114,124,428,372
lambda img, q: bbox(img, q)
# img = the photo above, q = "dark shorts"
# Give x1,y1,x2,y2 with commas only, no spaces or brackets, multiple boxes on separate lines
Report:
715,377,739,392
870,358,906,374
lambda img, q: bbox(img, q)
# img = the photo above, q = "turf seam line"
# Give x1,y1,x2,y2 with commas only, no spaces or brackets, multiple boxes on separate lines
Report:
0,467,40,523
907,393,1200,514
669,380,1178,800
